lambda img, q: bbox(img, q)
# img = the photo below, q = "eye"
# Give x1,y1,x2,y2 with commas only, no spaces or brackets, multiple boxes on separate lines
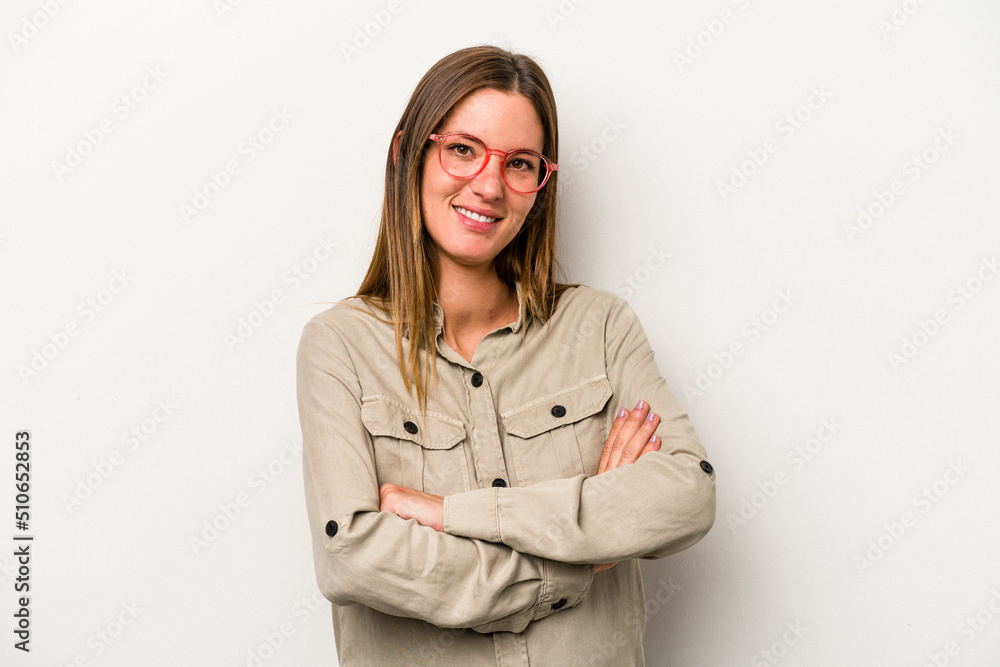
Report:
445,140,478,159
507,155,538,172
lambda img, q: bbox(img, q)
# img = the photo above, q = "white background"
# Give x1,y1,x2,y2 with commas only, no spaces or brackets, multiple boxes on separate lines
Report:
3,1,999,665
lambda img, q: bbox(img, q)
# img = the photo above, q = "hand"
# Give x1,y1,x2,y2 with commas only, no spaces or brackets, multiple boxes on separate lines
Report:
382,484,619,577
592,400,662,575
379,483,445,532
598,400,661,474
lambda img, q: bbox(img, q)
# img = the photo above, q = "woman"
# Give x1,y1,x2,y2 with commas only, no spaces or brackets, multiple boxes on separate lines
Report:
296,45,716,666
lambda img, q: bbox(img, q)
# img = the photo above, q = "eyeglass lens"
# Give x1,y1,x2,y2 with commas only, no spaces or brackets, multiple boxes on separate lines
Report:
438,136,547,193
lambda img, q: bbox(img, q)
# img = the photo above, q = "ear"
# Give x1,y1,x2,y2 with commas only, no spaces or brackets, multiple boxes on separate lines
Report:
392,130,403,166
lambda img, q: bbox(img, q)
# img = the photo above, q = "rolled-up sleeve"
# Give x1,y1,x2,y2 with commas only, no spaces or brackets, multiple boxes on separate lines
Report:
442,296,716,564
297,317,595,634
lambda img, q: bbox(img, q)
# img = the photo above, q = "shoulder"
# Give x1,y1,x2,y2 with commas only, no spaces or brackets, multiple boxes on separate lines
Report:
298,297,390,350
551,284,649,347
302,296,386,329
553,284,632,322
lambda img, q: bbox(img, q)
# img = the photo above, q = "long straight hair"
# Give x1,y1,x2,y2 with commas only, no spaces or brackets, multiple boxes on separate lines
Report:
353,45,576,412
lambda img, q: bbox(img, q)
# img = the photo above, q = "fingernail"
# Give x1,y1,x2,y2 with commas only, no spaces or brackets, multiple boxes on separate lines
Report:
635,400,646,410
650,435,659,445
646,412,657,422
616,407,627,419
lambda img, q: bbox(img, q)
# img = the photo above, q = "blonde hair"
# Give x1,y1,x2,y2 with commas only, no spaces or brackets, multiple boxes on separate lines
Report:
352,45,576,412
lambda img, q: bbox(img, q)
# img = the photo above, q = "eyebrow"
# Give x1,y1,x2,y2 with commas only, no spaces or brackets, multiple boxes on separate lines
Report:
441,131,544,155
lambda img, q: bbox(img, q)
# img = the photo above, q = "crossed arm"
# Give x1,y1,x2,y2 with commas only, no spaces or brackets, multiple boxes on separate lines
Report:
380,400,665,575
381,296,715,567
298,297,715,634
299,317,598,634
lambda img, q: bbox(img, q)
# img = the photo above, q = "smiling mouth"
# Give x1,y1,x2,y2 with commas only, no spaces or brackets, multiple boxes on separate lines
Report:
454,205,500,224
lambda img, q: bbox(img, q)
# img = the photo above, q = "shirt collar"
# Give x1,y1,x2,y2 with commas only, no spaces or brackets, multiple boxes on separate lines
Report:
405,281,525,339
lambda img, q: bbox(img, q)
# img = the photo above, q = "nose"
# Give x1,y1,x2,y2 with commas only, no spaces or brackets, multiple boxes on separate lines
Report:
469,152,505,200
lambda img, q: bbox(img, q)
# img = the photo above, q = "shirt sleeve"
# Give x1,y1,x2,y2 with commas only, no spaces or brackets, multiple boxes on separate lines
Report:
297,316,594,634
442,296,717,564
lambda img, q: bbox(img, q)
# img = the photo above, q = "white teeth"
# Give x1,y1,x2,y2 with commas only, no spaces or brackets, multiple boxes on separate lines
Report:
455,206,498,223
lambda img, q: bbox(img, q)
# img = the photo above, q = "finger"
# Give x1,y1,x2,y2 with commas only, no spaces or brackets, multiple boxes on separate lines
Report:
382,486,419,520
378,484,396,512
637,434,661,458
607,409,660,471
598,407,630,474
605,400,651,471
619,413,660,465
379,483,426,514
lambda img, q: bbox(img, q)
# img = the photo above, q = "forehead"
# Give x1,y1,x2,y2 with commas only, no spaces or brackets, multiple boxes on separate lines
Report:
438,88,544,152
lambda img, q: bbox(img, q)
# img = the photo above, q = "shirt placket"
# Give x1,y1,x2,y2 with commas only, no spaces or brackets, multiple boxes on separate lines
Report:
494,632,530,666
436,333,511,491
436,330,534,666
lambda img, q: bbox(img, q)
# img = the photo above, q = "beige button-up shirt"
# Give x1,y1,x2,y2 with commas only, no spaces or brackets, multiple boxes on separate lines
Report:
296,284,716,666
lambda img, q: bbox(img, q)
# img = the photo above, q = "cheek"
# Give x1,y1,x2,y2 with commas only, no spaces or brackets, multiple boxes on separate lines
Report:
515,194,538,224
422,169,459,208
419,178,445,227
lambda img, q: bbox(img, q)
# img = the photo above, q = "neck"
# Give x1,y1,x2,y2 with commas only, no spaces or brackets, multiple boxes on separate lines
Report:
436,260,516,334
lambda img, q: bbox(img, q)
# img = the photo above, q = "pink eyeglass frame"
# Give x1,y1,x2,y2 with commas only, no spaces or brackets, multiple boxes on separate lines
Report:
428,133,558,194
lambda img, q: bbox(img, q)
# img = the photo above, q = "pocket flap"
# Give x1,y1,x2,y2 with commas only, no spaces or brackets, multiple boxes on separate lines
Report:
360,394,466,449
501,375,612,438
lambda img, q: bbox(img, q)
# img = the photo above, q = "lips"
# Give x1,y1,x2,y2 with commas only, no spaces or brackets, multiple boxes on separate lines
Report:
453,205,500,224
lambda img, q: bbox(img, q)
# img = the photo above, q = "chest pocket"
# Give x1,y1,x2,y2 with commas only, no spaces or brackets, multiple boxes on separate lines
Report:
500,375,613,486
361,394,471,496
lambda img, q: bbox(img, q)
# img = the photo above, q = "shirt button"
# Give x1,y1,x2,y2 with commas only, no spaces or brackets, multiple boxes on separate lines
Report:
551,598,567,610
700,460,714,475
551,405,567,418
403,421,418,434
492,478,507,488
325,520,338,537
471,372,483,387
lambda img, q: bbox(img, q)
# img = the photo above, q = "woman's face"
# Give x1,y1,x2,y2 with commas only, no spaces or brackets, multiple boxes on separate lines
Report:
420,88,545,276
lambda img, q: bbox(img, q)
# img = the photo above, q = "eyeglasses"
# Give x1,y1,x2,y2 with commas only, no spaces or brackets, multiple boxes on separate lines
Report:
428,133,558,194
